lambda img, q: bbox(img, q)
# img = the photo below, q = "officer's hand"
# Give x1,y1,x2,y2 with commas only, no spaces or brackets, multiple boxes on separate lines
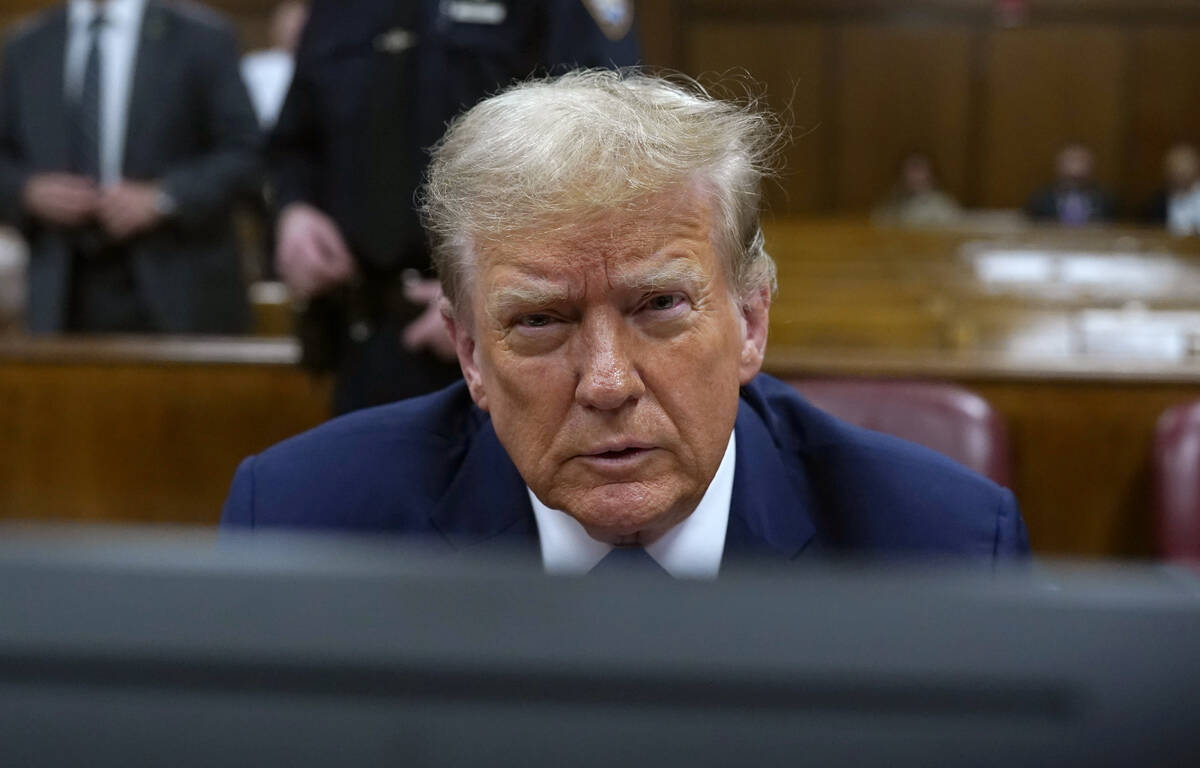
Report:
22,173,99,227
97,181,166,240
401,277,457,362
276,203,355,299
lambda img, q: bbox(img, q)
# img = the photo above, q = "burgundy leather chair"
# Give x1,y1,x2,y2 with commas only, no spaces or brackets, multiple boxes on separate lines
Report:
1153,400,1200,560
787,378,1013,488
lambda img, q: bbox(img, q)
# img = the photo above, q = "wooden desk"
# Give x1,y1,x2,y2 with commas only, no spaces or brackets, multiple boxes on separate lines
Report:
0,336,330,525
765,219,1200,359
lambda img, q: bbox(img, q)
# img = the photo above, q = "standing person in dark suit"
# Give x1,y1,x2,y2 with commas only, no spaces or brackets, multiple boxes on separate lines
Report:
0,0,261,334
270,0,639,415
1025,143,1116,226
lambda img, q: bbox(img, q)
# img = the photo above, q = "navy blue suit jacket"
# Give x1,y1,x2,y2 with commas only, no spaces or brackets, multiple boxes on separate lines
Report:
222,374,1030,563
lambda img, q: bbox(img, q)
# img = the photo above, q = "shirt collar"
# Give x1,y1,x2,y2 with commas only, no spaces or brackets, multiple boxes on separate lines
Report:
529,430,735,579
69,0,145,31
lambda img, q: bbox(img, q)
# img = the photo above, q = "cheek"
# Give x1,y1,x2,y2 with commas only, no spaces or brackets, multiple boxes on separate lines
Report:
640,317,743,443
485,344,573,407
646,309,744,386
479,345,577,466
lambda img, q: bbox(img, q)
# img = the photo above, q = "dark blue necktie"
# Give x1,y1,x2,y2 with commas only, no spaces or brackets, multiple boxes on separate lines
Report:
590,546,669,577
71,11,105,180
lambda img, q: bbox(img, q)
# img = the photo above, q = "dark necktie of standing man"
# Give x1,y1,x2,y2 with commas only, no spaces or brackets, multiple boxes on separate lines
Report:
67,8,106,262
65,7,150,332
71,9,105,183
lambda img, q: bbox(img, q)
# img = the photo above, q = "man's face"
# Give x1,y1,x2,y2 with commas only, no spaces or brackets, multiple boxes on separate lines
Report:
447,188,769,544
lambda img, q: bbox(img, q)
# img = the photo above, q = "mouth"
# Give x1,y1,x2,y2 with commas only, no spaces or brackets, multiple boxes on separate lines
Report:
577,442,657,467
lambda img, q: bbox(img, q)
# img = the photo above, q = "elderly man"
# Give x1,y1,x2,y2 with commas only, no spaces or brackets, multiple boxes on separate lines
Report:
223,71,1029,575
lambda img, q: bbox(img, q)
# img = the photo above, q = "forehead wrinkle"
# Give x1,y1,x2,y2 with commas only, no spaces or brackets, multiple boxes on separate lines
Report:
607,255,709,294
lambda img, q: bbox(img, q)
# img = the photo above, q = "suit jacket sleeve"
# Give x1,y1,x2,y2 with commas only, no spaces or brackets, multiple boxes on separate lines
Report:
265,10,324,215
157,20,262,229
222,456,257,528
0,32,32,226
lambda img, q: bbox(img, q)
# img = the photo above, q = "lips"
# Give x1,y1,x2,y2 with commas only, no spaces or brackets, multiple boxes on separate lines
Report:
582,441,656,460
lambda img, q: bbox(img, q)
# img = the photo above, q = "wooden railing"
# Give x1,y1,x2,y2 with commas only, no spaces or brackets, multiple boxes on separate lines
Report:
0,335,329,526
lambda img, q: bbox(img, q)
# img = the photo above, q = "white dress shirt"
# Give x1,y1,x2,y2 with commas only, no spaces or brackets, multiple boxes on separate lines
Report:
1167,182,1200,237
240,49,294,128
65,0,147,187
529,431,735,580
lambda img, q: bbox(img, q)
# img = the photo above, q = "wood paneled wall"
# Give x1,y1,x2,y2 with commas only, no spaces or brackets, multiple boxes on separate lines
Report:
646,0,1200,215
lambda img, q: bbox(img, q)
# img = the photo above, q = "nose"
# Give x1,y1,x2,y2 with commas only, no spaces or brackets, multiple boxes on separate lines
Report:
574,312,645,411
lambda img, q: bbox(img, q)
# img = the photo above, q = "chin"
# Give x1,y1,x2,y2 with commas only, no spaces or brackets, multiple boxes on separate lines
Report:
565,483,688,541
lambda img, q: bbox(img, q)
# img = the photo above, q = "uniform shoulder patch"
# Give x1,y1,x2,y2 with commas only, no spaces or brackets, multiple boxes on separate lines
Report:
581,0,633,42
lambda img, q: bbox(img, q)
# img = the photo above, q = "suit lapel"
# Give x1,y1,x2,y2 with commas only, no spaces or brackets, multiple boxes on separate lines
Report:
429,396,823,566
123,1,169,176
429,412,539,556
725,397,823,563
33,8,71,169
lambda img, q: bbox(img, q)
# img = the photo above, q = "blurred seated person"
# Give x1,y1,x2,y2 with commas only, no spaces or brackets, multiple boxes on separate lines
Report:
240,1,307,129
1143,143,1200,237
0,0,260,334
1025,143,1115,226
223,71,1029,577
872,152,960,227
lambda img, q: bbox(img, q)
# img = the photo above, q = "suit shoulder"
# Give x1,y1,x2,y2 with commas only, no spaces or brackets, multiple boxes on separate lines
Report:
232,382,484,529
743,374,995,481
3,8,62,51
248,381,483,503
155,0,236,35
258,382,479,466
742,374,1017,555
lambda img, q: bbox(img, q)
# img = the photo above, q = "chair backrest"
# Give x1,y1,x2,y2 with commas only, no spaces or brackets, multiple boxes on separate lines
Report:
787,378,1013,488
1153,400,1200,560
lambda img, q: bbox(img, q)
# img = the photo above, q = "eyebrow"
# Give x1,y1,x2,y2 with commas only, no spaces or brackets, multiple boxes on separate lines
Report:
486,280,571,322
485,259,710,322
609,259,708,294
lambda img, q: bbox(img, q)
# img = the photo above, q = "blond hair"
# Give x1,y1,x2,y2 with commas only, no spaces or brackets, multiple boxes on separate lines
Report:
419,69,781,314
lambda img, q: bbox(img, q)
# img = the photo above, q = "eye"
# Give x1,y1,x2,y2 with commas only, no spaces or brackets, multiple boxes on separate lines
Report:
644,293,684,312
517,313,556,328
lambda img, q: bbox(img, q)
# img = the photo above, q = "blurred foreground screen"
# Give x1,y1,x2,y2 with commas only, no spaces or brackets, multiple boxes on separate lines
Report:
0,527,1198,767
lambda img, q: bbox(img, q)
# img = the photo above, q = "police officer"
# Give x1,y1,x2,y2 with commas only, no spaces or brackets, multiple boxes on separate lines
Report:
269,0,639,414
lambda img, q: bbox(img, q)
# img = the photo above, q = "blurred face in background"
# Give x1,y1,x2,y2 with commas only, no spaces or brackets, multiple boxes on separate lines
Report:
1056,145,1095,188
901,154,936,195
448,186,770,545
1164,145,1200,194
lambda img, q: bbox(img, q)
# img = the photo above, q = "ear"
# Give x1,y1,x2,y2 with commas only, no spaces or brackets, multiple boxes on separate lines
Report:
442,299,489,411
737,285,770,385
